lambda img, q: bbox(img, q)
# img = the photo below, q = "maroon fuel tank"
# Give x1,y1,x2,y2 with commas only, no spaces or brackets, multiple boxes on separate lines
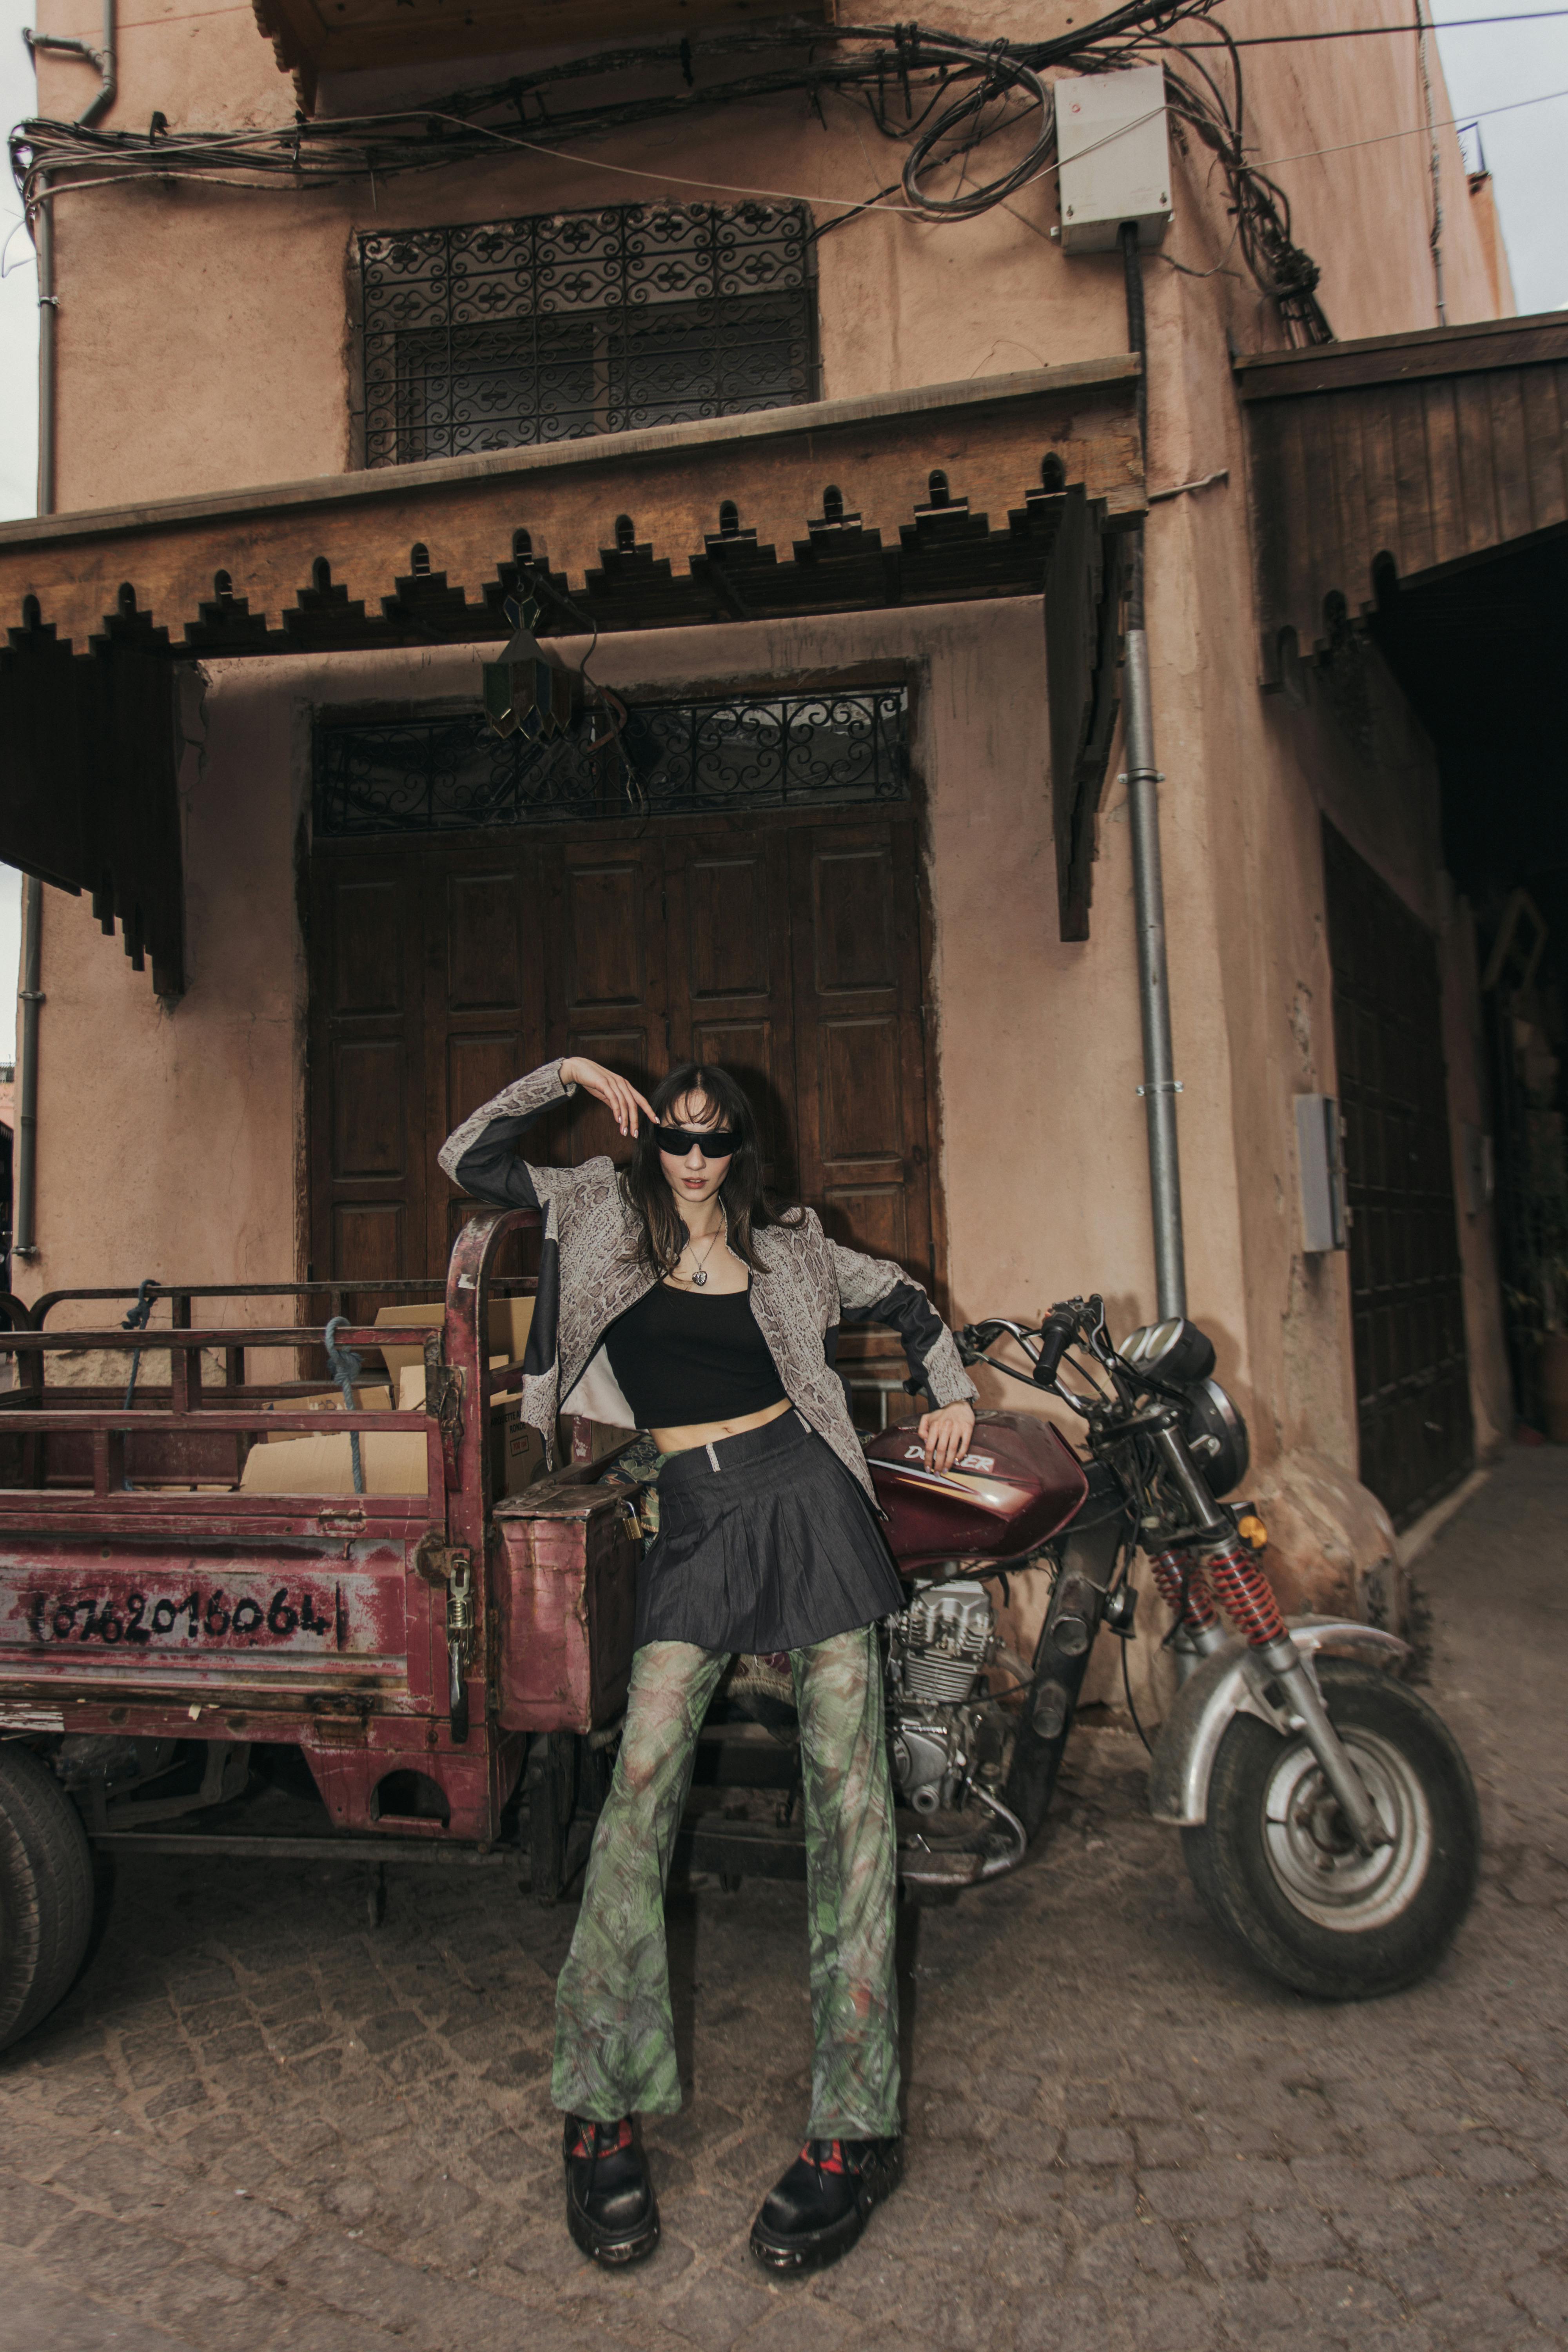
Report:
866,1409,1089,1575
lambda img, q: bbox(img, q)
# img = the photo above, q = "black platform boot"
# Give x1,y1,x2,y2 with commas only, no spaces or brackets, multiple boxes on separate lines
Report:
563,2115,660,2266
749,2136,904,2273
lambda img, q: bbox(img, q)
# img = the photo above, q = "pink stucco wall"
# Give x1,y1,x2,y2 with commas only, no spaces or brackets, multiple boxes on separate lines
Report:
17,0,1515,1492
29,0,1504,513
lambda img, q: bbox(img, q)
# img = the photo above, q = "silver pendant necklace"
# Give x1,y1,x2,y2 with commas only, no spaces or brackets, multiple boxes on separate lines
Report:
685,1227,721,1287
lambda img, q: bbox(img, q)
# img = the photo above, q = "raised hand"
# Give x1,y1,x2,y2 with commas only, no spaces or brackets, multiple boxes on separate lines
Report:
559,1056,657,1140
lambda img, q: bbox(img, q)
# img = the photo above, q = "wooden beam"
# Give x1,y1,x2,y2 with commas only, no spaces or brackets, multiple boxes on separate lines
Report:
253,0,832,94
1236,310,1568,401
1045,489,1125,942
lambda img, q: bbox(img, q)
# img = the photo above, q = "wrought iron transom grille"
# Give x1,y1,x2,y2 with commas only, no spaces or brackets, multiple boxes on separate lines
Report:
314,690,909,838
358,201,815,467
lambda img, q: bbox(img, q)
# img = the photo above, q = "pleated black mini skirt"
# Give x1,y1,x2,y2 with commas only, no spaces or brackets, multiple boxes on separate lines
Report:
634,1409,906,1656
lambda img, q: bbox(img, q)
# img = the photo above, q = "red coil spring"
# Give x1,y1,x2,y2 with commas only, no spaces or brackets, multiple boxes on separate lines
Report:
1204,1541,1288,1648
1147,1548,1220,1636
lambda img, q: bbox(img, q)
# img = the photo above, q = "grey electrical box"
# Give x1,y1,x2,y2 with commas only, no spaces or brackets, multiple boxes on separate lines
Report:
1296,1094,1348,1254
1460,1123,1495,1217
1056,66,1173,254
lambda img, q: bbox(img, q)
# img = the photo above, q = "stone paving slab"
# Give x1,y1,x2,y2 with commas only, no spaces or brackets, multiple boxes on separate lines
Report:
2,1449,1565,2351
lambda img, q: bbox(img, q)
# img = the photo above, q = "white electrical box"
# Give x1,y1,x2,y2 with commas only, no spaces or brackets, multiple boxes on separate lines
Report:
1296,1095,1349,1254
1055,66,1173,254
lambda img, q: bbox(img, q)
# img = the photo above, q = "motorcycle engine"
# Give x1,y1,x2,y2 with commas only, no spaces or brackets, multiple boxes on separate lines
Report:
889,1579,997,1813
900,1580,996,1700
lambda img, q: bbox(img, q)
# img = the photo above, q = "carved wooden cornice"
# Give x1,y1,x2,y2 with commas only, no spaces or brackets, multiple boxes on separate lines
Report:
0,360,1143,997
0,359,1143,657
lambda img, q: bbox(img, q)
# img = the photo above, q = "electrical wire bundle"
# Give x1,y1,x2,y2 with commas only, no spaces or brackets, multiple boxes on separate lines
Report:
10,3,1330,343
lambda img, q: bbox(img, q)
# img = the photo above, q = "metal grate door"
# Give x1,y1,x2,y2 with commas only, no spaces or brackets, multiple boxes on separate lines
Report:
1323,821,1473,1526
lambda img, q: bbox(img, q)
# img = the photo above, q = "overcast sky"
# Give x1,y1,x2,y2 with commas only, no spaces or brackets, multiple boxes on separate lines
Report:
0,1,1565,1055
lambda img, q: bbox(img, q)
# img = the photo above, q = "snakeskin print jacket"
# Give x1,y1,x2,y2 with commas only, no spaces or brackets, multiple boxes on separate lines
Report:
437,1061,977,1501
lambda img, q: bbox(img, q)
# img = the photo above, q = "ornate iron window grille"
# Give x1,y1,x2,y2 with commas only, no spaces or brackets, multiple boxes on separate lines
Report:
314,690,909,839
358,201,816,467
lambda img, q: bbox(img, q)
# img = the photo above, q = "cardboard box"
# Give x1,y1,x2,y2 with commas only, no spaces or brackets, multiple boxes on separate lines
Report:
501,1406,547,1497
373,1297,534,1390
263,1384,390,1440
239,1373,547,1499
564,1418,639,1465
239,1429,431,1496
396,1361,544,1498
395,1361,511,1410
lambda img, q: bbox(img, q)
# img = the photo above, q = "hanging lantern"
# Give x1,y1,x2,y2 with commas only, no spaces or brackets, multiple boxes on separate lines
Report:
482,591,577,741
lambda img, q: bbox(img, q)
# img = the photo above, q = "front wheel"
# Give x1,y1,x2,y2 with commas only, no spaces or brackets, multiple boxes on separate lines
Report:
0,1744,96,2051
1181,1659,1480,2000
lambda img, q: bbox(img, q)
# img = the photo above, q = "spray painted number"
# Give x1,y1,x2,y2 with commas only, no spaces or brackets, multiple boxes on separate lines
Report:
27,1587,335,1646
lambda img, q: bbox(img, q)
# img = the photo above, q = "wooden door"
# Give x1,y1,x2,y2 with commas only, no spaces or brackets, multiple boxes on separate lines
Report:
309,807,939,1298
543,837,669,1170
789,817,933,1274
424,846,547,1268
1323,822,1473,1527
664,825,797,1192
307,852,428,1317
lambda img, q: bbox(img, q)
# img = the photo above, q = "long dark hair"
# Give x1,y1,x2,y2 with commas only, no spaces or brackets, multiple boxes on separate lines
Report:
621,1062,800,1275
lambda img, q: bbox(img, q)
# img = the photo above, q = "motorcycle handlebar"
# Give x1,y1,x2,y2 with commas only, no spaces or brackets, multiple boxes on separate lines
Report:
1033,1308,1078,1386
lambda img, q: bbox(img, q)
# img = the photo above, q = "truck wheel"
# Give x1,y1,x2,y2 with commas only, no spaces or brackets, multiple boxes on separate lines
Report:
1181,1660,1480,2001
0,1745,96,2051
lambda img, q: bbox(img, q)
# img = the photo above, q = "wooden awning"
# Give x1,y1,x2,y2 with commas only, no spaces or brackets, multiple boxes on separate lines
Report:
0,358,1145,995
1238,310,1568,682
252,0,832,103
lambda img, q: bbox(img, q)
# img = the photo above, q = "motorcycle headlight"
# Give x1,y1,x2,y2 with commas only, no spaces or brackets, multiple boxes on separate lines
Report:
1120,1317,1217,1385
1183,1377,1250,1497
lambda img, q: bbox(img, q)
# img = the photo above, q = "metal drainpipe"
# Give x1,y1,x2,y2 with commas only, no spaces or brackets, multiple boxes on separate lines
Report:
1119,221,1187,1320
27,0,117,512
13,2,117,1258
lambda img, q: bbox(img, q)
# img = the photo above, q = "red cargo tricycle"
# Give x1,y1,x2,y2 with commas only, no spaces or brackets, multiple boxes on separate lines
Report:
0,1208,670,2049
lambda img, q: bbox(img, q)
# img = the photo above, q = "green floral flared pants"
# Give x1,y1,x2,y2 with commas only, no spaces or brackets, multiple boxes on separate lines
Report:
552,1626,900,2139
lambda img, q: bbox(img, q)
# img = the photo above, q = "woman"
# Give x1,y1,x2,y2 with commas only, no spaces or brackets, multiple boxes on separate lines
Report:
439,1054,976,2275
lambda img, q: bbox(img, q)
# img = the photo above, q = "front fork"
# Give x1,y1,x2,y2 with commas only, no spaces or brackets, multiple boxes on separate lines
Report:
1150,1537,1391,1853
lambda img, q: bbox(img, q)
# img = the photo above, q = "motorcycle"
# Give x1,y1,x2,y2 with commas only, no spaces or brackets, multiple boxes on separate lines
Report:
864,1295,1480,2002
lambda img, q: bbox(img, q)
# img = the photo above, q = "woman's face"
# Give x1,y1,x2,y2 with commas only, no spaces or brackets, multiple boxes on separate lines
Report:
657,1091,734,1214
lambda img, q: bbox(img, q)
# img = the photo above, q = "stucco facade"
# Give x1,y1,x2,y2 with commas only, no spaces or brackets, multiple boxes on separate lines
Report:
13,0,1516,1647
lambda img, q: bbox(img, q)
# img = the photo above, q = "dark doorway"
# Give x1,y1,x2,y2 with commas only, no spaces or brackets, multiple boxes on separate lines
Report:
1366,524,1568,1435
306,805,939,1319
1322,822,1474,1526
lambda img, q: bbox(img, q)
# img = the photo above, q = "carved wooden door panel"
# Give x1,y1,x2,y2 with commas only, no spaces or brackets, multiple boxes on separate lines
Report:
789,817,935,1286
543,836,670,1169
419,843,546,1270
307,850,428,1317
310,808,938,1303
663,825,797,1194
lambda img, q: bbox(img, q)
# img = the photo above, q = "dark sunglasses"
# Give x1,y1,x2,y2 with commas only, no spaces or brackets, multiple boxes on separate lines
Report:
653,1123,739,1158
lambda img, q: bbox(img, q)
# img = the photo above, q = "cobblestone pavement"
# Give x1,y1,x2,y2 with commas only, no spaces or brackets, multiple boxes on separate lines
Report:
2,1448,1565,2352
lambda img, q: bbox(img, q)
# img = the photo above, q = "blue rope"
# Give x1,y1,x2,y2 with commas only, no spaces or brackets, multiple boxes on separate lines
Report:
323,1315,365,1495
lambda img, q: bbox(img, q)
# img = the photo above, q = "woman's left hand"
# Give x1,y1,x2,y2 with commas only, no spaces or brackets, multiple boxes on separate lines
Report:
917,1400,976,1472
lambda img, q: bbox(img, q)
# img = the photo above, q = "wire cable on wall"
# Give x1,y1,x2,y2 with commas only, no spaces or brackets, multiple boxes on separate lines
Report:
11,3,1334,344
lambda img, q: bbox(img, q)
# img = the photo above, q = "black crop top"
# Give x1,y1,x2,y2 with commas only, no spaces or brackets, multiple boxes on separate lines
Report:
604,1281,787,1428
